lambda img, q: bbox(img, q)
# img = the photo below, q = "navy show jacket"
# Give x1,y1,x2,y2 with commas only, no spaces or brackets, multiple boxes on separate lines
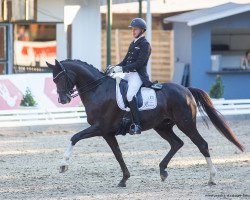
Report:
118,36,152,87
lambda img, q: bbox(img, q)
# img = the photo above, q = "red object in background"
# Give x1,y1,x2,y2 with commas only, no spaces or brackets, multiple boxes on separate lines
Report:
44,77,81,107
0,80,22,110
21,46,56,57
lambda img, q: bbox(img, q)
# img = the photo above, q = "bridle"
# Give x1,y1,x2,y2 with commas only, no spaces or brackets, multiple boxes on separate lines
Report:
54,61,107,99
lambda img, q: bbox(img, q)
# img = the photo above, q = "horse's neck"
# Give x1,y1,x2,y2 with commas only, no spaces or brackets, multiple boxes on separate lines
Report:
74,67,105,104
78,76,114,108
76,70,99,85
74,65,101,89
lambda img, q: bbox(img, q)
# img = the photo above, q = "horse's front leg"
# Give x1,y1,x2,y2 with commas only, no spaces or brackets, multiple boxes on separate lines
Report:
60,124,101,173
104,135,130,187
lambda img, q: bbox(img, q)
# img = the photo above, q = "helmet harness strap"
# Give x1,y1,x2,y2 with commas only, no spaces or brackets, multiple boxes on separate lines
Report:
135,29,145,38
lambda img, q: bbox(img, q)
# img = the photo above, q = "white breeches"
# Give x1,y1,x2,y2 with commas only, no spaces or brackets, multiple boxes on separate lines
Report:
123,72,142,102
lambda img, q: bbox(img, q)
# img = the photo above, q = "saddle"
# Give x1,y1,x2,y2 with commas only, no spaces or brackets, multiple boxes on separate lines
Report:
116,77,162,111
115,78,163,136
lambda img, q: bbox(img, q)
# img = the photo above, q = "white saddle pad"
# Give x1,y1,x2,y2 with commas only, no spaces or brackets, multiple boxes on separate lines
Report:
115,77,157,111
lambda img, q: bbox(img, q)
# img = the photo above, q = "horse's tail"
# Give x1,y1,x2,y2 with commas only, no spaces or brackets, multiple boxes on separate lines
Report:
188,87,245,152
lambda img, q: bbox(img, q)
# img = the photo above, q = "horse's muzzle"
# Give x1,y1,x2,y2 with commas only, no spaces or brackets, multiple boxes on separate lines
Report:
58,94,71,104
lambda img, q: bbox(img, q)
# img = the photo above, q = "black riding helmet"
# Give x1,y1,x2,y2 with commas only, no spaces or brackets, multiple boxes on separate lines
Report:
128,18,147,31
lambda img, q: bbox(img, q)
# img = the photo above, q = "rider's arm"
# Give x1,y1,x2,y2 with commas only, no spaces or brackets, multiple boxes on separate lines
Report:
117,43,132,66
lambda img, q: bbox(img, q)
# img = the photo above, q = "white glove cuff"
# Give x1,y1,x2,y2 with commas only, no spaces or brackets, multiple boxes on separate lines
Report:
114,66,123,73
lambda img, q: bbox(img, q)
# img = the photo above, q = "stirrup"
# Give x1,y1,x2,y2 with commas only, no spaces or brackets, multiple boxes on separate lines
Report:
129,123,141,135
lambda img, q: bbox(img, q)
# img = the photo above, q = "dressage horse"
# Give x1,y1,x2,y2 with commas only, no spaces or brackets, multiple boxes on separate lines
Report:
46,59,244,187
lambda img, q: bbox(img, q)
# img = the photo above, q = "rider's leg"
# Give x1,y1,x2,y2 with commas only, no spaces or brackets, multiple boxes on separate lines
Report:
125,72,142,134
128,96,141,134
126,72,142,101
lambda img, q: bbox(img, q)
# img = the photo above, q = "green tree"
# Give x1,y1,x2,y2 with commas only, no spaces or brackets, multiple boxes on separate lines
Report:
20,87,37,106
209,75,224,99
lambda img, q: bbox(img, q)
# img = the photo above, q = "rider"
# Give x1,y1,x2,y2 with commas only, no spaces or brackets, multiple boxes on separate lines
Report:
109,18,152,135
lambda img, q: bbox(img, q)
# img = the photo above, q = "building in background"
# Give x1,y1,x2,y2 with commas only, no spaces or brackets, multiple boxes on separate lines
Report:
165,3,250,99
100,0,250,83
0,0,101,110
1,0,248,80
0,0,101,75
14,24,57,72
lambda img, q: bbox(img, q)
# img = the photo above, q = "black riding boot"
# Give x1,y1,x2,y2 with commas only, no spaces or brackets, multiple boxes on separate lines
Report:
128,97,141,135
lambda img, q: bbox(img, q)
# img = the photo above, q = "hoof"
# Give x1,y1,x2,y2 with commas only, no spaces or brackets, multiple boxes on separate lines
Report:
117,181,126,187
208,181,216,186
160,171,168,182
59,165,68,173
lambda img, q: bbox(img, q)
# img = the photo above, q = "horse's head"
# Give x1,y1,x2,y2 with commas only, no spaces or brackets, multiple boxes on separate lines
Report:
46,59,76,104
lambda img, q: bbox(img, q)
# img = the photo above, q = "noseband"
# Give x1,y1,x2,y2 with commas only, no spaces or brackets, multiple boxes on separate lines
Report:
54,62,107,98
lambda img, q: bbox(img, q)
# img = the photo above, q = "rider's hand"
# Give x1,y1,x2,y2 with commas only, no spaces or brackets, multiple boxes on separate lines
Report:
112,66,123,73
105,65,115,75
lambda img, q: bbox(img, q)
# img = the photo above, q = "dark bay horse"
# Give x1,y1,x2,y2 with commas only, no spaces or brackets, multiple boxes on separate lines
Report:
46,59,244,187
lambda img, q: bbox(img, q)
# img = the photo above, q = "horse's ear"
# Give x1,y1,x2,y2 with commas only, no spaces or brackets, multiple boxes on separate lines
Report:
55,59,60,66
46,61,54,69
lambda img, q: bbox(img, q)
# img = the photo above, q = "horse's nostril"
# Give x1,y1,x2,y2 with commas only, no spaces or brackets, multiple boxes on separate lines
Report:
58,96,70,104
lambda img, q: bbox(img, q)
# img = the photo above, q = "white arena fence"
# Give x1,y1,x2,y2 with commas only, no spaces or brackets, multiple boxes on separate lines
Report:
0,107,87,128
1,99,250,128
211,99,250,115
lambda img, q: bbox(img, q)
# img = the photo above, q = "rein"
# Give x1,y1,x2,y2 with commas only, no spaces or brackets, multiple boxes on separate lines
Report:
56,61,107,98
70,75,107,98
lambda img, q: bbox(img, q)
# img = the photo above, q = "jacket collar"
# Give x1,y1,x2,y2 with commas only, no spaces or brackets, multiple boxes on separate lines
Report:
131,36,145,47
134,34,144,43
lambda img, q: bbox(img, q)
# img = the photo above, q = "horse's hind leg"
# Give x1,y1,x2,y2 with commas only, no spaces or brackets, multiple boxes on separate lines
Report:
154,120,184,181
176,120,217,185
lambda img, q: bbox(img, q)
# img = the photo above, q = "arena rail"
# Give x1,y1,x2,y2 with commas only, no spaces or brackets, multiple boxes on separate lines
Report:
1,99,250,128
210,99,250,115
0,107,87,128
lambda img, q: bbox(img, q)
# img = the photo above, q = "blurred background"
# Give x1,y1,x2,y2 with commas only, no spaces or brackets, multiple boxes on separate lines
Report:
0,0,250,111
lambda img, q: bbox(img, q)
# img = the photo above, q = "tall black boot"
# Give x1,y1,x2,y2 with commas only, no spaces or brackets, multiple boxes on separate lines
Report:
128,97,141,135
